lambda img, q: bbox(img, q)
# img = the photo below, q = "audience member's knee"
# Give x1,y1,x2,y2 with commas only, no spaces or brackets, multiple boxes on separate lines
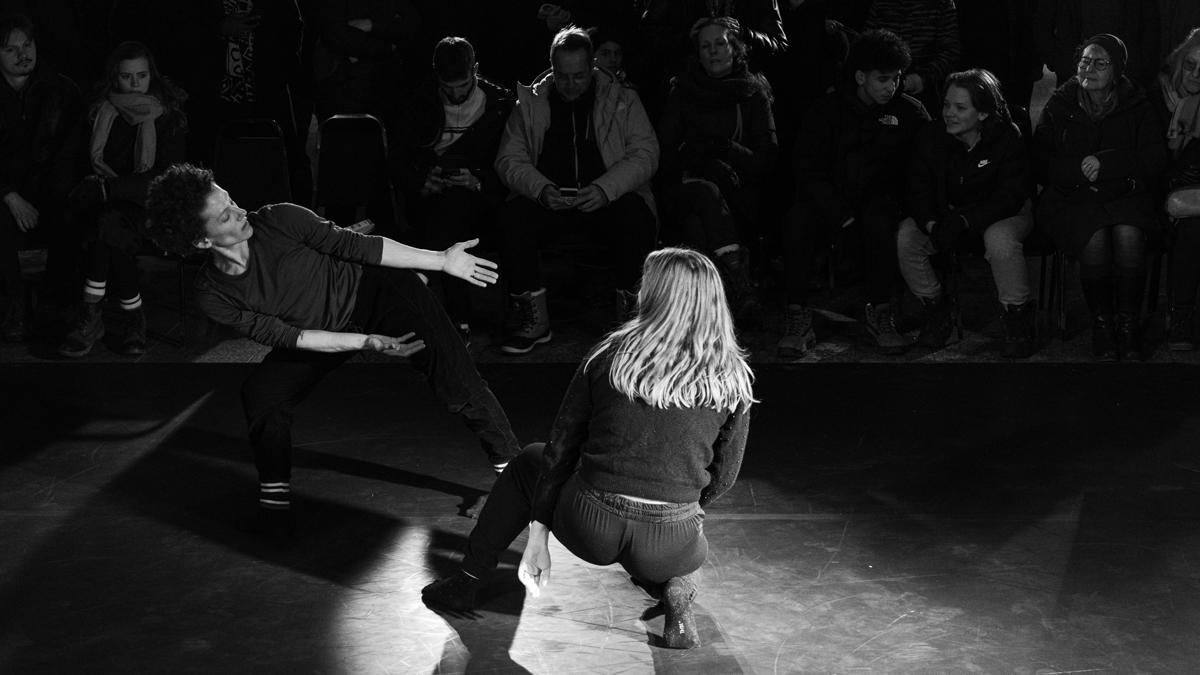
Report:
983,225,1023,261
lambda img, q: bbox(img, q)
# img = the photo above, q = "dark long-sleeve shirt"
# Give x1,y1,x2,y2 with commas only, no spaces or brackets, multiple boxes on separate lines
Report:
195,203,384,349
529,355,751,526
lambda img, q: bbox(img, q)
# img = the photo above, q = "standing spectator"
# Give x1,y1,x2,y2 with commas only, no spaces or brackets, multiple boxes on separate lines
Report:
0,13,83,341
58,41,187,358
898,69,1036,357
389,37,515,342
494,27,658,355
657,17,777,329
1152,28,1200,350
1032,0,1160,90
955,0,1042,111
863,0,960,114
1033,34,1167,362
778,29,927,357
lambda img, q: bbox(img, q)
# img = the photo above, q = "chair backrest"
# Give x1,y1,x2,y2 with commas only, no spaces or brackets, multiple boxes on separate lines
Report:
213,118,292,211
314,114,392,209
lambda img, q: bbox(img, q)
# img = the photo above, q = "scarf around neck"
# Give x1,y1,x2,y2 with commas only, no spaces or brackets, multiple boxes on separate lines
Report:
1160,72,1200,156
91,92,164,177
1077,81,1118,122
674,61,764,108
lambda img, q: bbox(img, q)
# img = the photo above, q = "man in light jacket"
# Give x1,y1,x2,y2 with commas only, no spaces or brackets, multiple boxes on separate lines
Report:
494,26,659,355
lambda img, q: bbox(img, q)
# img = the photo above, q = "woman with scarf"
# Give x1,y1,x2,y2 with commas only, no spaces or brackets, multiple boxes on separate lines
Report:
59,41,187,358
1152,28,1200,350
1032,34,1166,362
656,16,778,329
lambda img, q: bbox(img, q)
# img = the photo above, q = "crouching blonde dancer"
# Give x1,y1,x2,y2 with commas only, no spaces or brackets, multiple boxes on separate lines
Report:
422,247,754,648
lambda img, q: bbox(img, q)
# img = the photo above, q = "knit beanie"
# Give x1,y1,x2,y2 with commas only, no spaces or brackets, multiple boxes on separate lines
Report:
1082,33,1128,79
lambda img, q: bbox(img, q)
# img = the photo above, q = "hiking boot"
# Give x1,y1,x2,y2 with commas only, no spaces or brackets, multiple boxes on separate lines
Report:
614,288,638,325
1091,315,1118,362
916,294,954,349
119,307,147,355
777,304,816,357
1000,300,1035,359
717,248,764,330
422,569,479,612
501,288,551,354
1,295,28,342
864,302,908,355
58,301,105,357
661,570,700,649
1167,304,1196,351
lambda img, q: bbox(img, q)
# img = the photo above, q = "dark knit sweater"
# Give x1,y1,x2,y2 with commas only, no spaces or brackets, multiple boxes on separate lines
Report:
195,204,385,349
529,355,752,526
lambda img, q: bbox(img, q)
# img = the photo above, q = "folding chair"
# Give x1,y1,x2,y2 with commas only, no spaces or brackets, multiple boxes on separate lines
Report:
314,114,398,232
213,118,292,211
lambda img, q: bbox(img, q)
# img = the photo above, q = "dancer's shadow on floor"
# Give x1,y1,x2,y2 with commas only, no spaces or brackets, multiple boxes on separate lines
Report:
422,530,534,675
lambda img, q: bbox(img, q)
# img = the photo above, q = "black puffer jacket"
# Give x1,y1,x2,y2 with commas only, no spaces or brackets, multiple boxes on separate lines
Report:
1032,77,1167,254
908,116,1033,235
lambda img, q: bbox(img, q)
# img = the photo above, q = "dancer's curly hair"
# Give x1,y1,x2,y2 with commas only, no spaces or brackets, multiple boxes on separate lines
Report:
146,164,214,257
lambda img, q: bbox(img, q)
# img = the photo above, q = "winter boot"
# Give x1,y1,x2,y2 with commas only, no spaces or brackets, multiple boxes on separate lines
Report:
58,300,105,357
1167,304,1196,351
1079,275,1117,362
1114,275,1145,362
1000,300,1035,358
717,248,764,330
777,304,816,357
864,302,909,355
501,288,551,354
120,306,148,355
916,294,954,349
661,570,701,649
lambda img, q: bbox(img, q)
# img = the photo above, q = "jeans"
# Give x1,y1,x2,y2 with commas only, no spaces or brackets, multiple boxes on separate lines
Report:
463,443,708,585
897,200,1034,307
240,266,520,490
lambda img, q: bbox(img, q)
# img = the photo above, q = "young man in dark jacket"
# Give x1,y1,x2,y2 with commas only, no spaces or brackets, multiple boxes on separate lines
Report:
778,29,927,357
390,37,515,342
0,13,83,341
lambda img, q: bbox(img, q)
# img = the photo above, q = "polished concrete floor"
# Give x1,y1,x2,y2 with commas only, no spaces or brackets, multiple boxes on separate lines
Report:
2,363,1199,674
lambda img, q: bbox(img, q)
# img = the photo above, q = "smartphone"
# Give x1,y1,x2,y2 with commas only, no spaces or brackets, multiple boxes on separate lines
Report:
558,187,579,202
345,219,375,235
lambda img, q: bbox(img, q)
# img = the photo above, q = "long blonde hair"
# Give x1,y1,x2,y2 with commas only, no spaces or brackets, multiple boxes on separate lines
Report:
1164,27,1200,96
586,247,756,411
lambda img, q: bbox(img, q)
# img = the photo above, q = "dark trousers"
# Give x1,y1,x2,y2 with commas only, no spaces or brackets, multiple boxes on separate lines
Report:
0,195,76,303
240,266,520,486
781,193,903,305
463,443,708,585
499,193,657,294
662,180,741,252
414,187,497,325
1173,217,1200,306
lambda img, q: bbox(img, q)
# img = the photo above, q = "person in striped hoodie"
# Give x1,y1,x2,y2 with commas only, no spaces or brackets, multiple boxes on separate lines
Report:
864,0,961,113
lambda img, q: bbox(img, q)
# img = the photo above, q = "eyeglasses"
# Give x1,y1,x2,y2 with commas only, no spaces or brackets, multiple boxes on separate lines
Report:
1185,59,1200,77
1077,57,1111,72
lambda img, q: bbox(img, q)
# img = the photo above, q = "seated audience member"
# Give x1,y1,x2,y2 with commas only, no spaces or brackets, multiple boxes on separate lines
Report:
778,29,927,357
642,0,787,74
144,164,520,524
421,247,753,653
863,0,960,114
898,69,1036,357
390,37,515,343
590,25,634,88
1153,28,1200,350
0,13,83,341
1033,0,1160,90
1034,34,1166,362
59,41,187,358
495,26,658,355
657,17,776,329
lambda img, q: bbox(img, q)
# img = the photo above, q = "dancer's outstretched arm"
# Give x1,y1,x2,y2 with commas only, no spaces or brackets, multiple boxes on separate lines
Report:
378,238,499,287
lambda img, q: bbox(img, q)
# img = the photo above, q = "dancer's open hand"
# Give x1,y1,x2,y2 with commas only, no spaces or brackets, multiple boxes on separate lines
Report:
519,522,552,597
442,239,500,287
363,332,424,357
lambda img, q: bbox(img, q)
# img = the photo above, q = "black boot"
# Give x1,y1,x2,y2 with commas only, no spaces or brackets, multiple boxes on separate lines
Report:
422,569,479,612
916,294,954,349
661,570,701,649
717,248,764,330
1114,275,1145,362
1000,300,1035,358
1167,304,1197,351
1079,275,1117,362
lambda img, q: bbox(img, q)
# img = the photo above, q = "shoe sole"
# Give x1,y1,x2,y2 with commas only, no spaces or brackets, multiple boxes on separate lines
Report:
500,331,552,355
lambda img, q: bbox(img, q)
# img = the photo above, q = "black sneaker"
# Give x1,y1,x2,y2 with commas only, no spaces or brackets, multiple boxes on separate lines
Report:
422,570,479,611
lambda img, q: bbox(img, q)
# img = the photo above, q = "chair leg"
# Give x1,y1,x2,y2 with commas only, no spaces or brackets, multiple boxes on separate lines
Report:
1055,252,1067,340
178,259,187,343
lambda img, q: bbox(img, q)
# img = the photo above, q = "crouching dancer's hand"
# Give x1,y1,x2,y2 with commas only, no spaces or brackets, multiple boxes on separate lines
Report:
518,521,552,597
363,331,425,357
443,239,500,287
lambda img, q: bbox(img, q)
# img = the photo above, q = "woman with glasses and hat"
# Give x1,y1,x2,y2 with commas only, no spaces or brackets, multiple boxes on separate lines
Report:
1032,34,1167,361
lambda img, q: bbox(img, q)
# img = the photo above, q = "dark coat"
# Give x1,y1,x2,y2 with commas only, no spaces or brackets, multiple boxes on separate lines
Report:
0,63,83,204
909,117,1032,232
794,86,927,229
1032,77,1167,255
389,76,515,204
657,66,778,222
